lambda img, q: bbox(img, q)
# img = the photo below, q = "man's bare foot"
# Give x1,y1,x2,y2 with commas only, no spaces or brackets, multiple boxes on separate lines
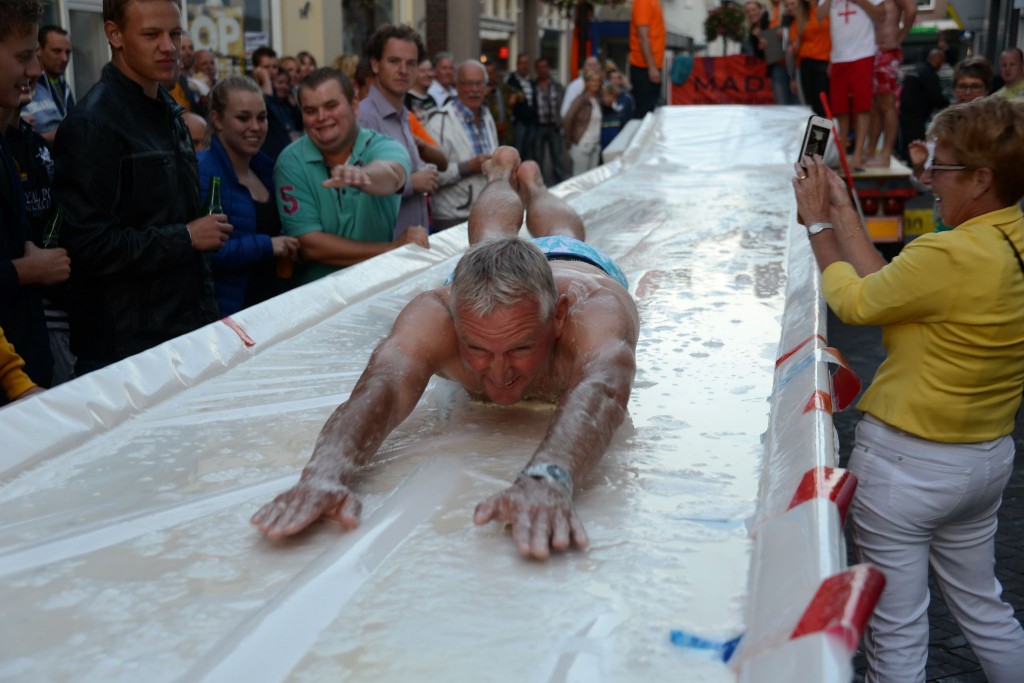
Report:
515,160,545,204
865,155,891,168
483,145,522,182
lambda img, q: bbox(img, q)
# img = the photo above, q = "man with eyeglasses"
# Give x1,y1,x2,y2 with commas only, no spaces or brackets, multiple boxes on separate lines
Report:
950,56,994,104
425,60,497,230
903,56,998,233
898,48,947,162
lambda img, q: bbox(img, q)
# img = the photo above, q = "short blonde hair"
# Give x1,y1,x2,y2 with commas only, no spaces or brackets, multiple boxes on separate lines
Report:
928,97,1024,206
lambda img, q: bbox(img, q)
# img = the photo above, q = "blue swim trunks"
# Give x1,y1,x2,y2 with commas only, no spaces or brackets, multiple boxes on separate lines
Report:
445,237,628,289
531,236,628,289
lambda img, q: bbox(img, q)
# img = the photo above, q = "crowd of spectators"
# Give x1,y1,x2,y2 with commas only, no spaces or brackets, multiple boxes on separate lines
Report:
739,0,1024,169
4,0,1022,407
488,53,638,186
0,0,645,406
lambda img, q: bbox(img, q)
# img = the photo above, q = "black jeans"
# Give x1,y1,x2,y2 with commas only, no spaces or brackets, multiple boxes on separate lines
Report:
532,124,566,185
799,59,830,118
630,64,662,119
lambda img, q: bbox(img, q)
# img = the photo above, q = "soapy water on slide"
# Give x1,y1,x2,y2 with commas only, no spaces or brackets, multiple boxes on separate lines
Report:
0,107,809,681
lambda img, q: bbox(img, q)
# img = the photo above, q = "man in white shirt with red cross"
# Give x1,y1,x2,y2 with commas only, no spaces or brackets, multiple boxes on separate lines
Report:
818,0,885,170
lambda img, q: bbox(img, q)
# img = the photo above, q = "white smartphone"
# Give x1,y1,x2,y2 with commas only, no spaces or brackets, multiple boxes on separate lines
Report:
799,115,833,162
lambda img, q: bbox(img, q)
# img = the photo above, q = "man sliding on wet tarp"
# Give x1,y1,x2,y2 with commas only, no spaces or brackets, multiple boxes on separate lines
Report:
252,146,639,560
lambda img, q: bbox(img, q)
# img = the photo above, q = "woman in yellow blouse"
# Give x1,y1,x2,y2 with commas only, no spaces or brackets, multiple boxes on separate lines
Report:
1,324,42,403
793,96,1024,682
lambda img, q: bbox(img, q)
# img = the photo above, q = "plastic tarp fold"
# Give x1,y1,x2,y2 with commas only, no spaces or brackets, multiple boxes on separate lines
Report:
0,106,843,682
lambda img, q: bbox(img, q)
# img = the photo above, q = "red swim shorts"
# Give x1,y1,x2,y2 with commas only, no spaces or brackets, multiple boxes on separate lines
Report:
873,48,903,97
830,56,874,115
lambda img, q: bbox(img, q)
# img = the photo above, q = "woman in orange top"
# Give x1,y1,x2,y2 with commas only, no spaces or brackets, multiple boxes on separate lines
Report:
787,0,830,118
408,112,448,172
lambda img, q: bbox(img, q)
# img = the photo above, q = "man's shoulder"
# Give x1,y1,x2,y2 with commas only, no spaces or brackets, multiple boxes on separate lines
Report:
360,87,399,123
392,289,457,348
424,105,455,129
58,80,135,148
27,79,53,105
357,127,408,160
632,0,662,18
14,116,34,138
996,81,1024,100
67,72,149,130
276,136,318,169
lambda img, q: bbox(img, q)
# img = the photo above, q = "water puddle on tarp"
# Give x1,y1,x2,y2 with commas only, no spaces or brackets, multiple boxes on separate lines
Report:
0,106,812,682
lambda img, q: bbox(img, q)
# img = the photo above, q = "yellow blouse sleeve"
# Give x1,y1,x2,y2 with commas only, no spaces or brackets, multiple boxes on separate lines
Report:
0,326,38,401
821,235,956,326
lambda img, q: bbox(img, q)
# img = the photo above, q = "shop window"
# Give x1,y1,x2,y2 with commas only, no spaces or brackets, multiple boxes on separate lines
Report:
342,0,393,57
186,0,272,75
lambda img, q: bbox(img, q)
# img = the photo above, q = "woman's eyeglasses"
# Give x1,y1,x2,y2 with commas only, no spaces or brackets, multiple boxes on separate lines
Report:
924,140,968,173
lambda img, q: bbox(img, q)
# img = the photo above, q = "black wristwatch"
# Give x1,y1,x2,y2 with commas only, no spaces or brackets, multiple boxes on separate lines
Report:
517,463,573,496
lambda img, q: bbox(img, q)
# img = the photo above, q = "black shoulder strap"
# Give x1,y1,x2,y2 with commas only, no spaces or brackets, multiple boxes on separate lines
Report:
994,226,1024,278
994,225,1024,410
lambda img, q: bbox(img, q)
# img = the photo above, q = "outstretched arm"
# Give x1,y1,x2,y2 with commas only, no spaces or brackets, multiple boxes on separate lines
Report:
474,297,639,559
322,159,407,196
252,294,450,539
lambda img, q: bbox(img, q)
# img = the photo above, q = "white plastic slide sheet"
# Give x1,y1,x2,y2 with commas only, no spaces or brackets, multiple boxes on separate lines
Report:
0,107,834,681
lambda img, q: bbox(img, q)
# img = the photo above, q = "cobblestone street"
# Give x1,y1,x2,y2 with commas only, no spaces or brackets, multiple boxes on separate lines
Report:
828,309,1024,682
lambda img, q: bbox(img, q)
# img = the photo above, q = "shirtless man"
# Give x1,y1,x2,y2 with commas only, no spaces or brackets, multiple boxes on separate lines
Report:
864,0,916,166
252,146,639,560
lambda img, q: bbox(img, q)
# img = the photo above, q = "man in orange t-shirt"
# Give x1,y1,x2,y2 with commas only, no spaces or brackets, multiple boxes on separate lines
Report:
629,0,665,119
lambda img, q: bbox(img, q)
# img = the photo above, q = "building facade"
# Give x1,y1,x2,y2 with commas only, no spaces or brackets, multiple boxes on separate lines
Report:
37,0,1024,107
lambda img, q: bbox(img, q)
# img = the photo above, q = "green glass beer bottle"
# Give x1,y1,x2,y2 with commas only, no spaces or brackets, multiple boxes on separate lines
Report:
206,176,223,215
42,206,64,248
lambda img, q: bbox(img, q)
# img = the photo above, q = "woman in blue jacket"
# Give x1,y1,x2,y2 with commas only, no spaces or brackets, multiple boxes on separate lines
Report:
199,76,299,316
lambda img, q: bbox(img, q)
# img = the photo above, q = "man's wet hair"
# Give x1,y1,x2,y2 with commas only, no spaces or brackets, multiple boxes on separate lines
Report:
449,238,558,321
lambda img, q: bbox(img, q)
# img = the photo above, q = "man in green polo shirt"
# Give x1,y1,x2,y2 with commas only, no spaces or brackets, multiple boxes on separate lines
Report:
275,68,430,285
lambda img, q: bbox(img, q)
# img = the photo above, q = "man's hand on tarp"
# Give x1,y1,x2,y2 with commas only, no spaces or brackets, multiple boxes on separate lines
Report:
473,476,588,560
251,480,362,540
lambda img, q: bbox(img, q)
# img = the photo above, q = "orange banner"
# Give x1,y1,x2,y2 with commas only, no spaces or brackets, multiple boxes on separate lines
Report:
671,55,775,106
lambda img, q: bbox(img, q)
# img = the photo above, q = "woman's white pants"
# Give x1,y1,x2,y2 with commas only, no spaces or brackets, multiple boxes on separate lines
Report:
848,416,1024,682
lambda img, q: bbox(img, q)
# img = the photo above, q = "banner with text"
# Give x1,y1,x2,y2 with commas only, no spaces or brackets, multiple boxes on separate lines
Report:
671,55,775,106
